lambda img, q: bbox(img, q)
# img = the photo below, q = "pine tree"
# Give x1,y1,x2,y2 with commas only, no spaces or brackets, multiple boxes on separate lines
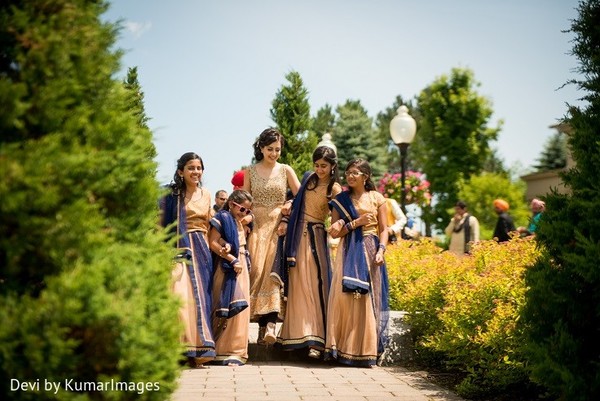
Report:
334,100,386,177
312,103,336,138
270,71,317,176
521,1,600,399
124,66,151,130
533,131,567,171
0,2,180,399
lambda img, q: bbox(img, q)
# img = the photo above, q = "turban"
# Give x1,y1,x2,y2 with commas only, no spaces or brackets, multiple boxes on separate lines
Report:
231,170,245,188
493,199,509,212
530,198,545,212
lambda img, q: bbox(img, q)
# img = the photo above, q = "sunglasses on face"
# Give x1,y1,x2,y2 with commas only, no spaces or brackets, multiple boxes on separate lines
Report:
231,201,252,215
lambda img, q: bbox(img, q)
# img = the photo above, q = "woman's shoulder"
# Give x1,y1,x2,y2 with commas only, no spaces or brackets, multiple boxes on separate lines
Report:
370,191,386,205
332,182,343,196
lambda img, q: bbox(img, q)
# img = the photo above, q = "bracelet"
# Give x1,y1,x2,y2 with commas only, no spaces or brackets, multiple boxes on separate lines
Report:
344,222,353,232
231,258,240,265
378,244,386,253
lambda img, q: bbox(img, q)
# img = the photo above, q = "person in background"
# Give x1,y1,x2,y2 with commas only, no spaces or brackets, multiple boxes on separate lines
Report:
160,152,215,368
444,200,480,255
492,198,516,242
277,146,342,359
208,190,253,366
243,128,300,345
383,197,407,243
212,190,228,215
518,198,545,237
326,158,389,367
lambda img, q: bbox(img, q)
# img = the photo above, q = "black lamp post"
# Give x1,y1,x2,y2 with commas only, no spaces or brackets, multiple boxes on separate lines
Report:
389,105,417,213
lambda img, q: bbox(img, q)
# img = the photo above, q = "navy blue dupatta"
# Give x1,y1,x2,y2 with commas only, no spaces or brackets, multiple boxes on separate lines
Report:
329,191,370,294
162,193,192,258
210,210,249,318
284,172,313,267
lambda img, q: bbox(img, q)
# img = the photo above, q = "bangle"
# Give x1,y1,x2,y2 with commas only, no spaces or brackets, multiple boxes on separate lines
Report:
344,222,353,232
351,220,356,230
378,244,386,252
231,258,239,265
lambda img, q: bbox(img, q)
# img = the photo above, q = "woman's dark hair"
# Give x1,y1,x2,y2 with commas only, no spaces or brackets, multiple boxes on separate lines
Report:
253,128,285,161
345,158,376,192
306,146,339,199
222,190,253,212
171,152,204,197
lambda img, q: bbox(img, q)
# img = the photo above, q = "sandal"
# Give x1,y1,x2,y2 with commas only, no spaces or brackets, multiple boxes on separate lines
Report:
308,349,321,359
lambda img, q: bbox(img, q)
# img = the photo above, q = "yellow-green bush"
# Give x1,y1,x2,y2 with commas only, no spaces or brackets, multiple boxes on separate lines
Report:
386,237,540,398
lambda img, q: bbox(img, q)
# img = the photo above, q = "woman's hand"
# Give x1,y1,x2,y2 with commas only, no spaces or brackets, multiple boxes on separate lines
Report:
241,214,253,226
281,200,292,216
233,259,243,274
375,249,385,266
328,219,345,237
277,221,288,236
356,212,375,227
221,242,231,255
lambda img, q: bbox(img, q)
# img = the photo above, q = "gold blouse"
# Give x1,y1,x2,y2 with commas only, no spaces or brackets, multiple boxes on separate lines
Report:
304,182,342,223
351,190,385,236
185,188,211,233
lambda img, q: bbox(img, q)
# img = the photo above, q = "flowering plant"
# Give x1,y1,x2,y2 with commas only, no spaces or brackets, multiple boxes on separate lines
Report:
377,171,431,208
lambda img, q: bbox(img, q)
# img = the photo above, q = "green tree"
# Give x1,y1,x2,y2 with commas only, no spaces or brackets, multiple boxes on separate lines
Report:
521,1,600,399
0,1,180,399
483,147,509,176
123,66,151,130
270,70,317,176
533,131,567,171
457,173,529,240
334,99,386,177
312,103,335,138
415,67,502,230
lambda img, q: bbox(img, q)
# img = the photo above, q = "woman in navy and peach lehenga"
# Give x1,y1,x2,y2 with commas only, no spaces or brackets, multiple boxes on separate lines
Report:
325,158,390,367
160,152,215,367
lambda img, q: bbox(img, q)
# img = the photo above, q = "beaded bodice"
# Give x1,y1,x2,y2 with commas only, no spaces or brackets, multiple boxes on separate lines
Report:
249,164,288,209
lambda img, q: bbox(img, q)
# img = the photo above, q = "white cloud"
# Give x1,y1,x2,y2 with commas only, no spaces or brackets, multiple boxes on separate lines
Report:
123,20,152,39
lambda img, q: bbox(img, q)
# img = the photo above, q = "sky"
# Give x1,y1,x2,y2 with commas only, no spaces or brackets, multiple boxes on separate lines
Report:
103,0,582,196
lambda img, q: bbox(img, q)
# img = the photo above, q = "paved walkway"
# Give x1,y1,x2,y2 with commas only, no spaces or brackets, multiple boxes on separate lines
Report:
171,361,464,401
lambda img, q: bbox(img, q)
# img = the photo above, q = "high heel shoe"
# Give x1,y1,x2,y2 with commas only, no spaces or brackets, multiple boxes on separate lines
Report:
263,322,277,345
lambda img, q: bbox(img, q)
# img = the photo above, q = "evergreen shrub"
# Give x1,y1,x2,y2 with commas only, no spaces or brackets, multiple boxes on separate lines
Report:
0,1,181,399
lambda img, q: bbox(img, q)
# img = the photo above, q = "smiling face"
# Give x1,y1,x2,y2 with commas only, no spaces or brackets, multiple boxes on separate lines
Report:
313,158,333,181
344,167,366,189
260,139,282,163
229,199,253,220
178,158,203,188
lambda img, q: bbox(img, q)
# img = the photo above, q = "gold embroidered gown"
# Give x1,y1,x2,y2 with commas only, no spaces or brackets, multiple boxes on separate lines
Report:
246,164,288,321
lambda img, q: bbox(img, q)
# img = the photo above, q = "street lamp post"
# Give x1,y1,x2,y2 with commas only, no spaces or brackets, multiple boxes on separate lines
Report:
389,105,417,213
